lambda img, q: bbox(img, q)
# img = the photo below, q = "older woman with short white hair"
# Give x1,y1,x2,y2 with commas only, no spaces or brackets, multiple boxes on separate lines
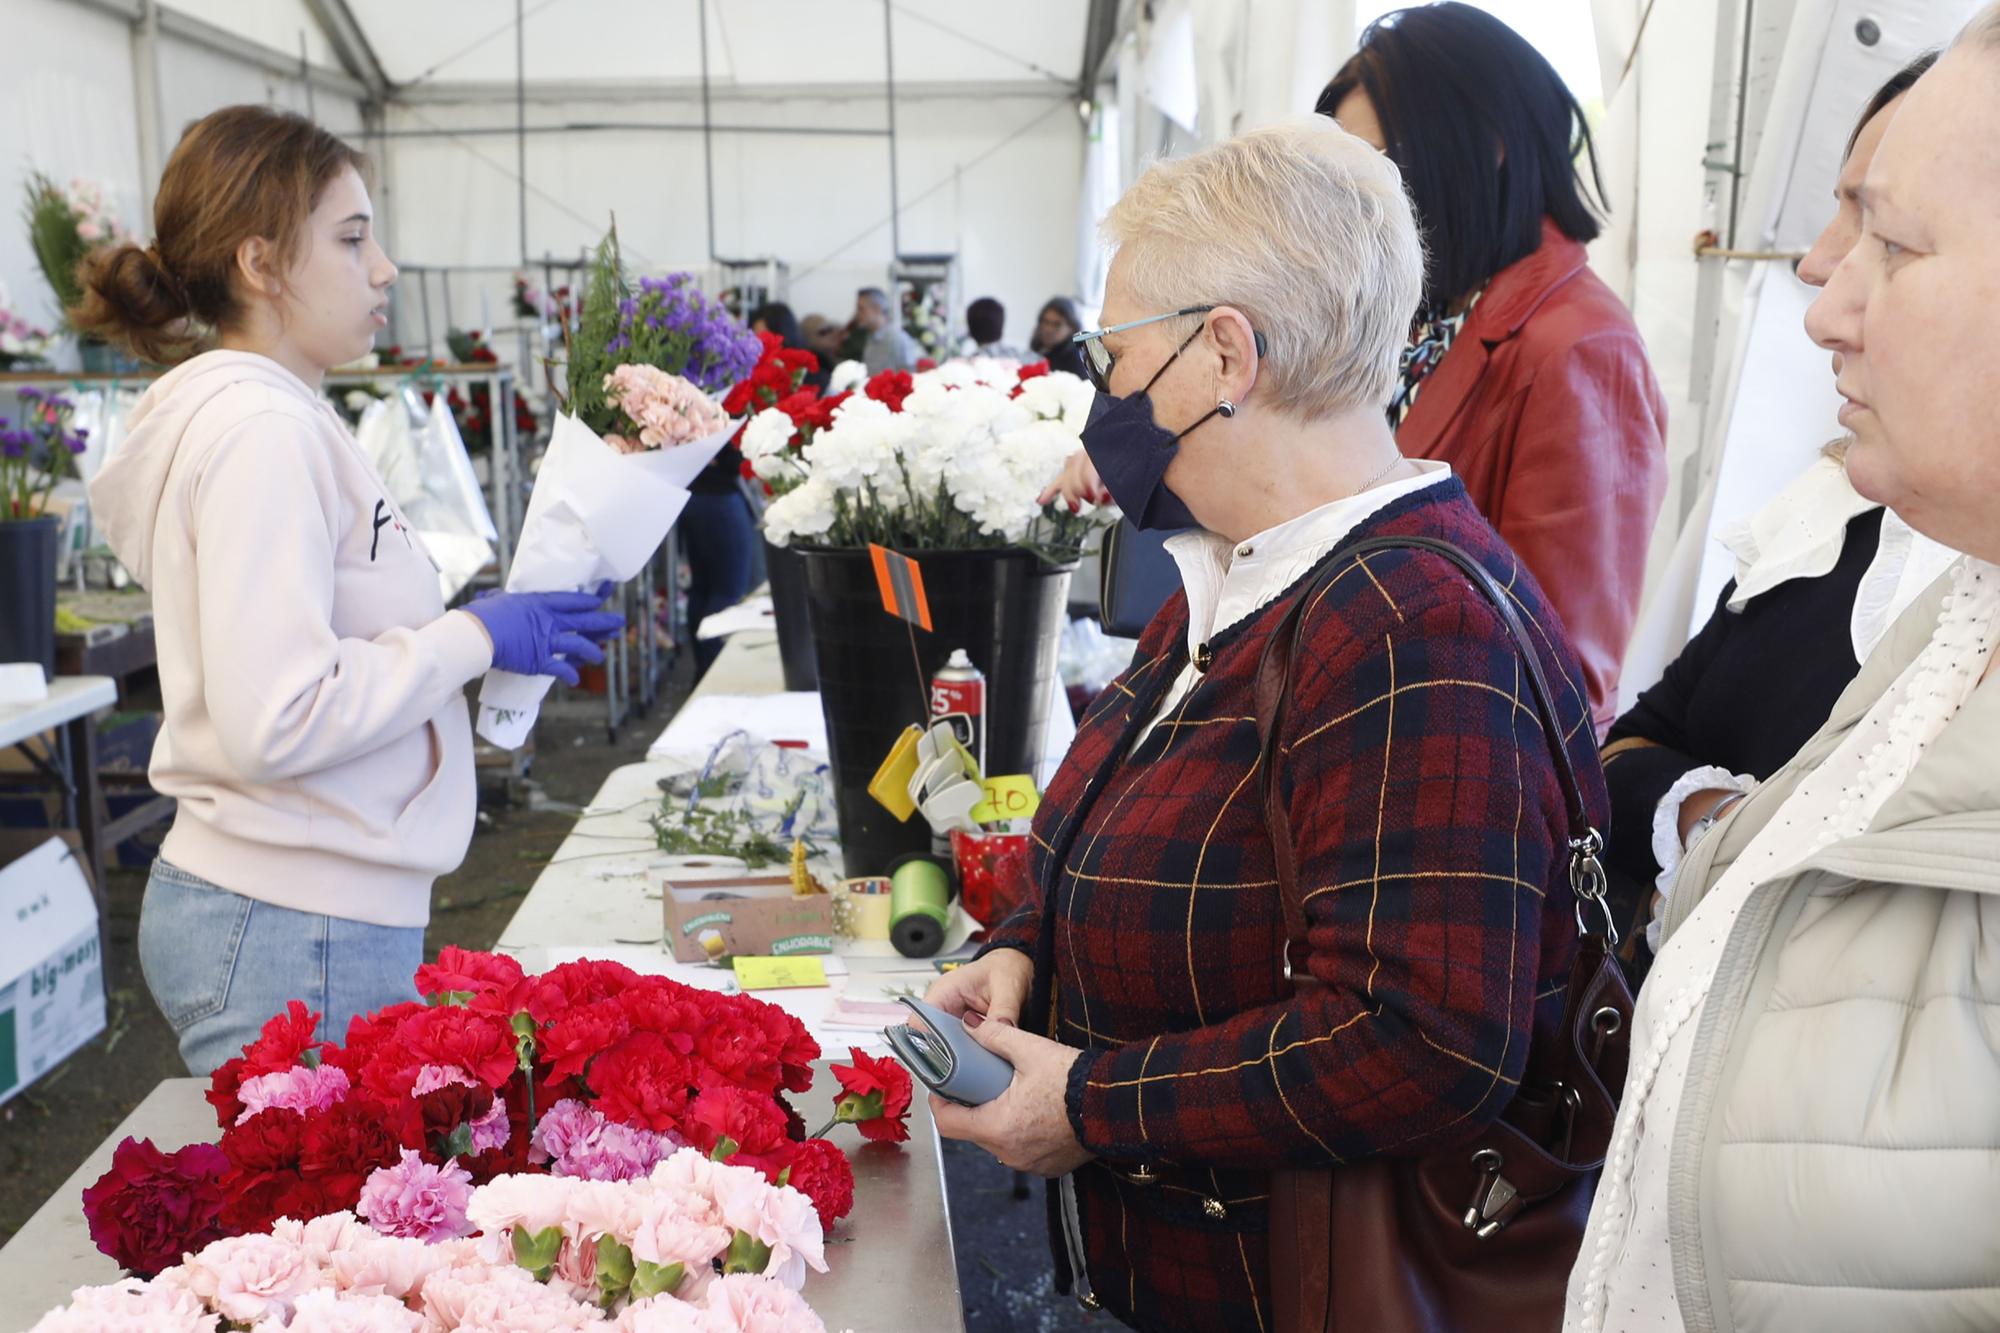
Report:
925,117,1611,1331
1566,12,2000,1330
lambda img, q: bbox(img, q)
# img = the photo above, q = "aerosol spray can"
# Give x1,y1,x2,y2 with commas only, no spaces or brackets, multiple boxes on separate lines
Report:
930,649,987,777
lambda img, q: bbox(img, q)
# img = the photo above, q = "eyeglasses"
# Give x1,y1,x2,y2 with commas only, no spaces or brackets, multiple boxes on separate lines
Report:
1071,305,1218,392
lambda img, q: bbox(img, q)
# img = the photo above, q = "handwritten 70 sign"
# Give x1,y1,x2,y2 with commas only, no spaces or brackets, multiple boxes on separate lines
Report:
969,774,1040,824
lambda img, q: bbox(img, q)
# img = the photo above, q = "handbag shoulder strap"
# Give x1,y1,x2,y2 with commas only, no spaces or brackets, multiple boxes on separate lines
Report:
1252,534,1613,988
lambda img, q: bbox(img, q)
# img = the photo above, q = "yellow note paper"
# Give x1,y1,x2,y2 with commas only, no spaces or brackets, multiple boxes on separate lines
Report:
733,956,830,990
969,774,1041,824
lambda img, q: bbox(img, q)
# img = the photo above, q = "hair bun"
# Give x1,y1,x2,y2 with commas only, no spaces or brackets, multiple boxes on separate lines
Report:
72,240,195,364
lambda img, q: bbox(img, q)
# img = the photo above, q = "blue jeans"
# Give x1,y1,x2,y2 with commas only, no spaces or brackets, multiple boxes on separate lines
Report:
137,860,423,1076
681,489,758,674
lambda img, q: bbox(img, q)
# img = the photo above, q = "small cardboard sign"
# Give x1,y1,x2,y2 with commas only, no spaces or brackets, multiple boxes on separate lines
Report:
733,956,830,990
0,837,105,1107
969,774,1041,824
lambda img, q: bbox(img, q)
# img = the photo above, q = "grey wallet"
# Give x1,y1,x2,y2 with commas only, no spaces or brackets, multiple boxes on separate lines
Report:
883,996,1016,1107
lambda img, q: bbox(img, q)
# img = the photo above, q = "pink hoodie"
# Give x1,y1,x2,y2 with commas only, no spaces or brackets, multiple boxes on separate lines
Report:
90,351,494,927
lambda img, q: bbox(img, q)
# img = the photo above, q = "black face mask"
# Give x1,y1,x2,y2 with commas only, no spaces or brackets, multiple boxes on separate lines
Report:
1078,329,1232,532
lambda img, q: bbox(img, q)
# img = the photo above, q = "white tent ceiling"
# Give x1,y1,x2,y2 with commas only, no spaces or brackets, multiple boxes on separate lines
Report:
155,0,1091,92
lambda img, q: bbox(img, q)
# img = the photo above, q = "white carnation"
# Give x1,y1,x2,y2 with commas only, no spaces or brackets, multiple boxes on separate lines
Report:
828,360,869,395
762,476,838,546
740,407,796,463
1018,371,1097,429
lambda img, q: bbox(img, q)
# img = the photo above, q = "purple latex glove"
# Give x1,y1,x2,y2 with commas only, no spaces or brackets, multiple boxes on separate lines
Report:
462,582,624,687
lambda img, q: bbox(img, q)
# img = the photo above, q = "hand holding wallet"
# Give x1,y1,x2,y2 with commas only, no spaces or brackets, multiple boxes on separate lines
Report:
883,996,1016,1107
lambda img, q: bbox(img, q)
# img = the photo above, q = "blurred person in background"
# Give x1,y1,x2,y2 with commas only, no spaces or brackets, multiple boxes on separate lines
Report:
965,296,1025,360
799,311,843,371
854,285,919,373
1031,295,1089,378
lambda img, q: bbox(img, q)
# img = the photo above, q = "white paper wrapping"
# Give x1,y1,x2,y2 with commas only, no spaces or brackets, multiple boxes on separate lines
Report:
475,410,734,747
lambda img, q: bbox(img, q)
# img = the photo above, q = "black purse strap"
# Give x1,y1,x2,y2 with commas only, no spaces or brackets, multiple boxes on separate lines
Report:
1253,534,1615,990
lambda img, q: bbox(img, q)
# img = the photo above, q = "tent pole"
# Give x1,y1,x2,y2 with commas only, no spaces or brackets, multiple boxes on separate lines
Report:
699,0,719,265
516,0,528,267
131,0,166,224
884,0,902,264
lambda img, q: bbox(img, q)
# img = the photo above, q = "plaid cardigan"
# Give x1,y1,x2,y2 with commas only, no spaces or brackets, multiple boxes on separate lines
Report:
986,480,1608,1332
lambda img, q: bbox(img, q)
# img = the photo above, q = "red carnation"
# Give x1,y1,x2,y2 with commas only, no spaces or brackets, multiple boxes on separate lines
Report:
693,1008,782,1096
81,1137,233,1276
522,958,642,1025
298,1099,408,1212
915,357,938,372
687,1085,791,1166
396,1006,520,1091
827,1047,912,1143
415,946,525,1006
796,390,850,435
1016,359,1051,382
539,995,636,1081
785,1138,856,1229
218,1109,314,1234
239,1000,329,1078
205,1057,249,1129
865,369,915,412
588,1031,695,1133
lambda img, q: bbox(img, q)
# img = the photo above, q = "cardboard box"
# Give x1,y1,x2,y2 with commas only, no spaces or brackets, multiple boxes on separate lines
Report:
654,863,836,963
0,837,106,1106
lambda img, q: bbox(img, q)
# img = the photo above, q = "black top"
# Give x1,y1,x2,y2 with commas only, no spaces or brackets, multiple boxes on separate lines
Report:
1601,505,1885,941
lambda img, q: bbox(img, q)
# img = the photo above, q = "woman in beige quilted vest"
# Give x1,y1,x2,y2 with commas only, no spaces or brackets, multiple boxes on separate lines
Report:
1565,14,2000,1332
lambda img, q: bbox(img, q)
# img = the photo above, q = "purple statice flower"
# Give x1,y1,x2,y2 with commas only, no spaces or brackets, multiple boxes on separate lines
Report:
2,431,28,459
18,387,40,403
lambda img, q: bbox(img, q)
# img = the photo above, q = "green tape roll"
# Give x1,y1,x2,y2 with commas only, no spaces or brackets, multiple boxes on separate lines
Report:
889,856,952,958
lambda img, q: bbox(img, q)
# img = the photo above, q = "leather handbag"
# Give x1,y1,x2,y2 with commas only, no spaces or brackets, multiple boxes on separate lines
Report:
1098,517,1185,638
1253,535,1633,1333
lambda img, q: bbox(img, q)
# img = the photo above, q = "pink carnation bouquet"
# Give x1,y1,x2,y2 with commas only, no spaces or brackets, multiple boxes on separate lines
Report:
37,1153,844,1332
603,365,730,455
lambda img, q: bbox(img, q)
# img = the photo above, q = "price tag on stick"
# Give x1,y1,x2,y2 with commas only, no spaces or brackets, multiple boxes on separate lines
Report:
969,774,1041,824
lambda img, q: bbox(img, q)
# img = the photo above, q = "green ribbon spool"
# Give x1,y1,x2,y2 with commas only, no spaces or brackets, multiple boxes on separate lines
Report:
888,855,953,958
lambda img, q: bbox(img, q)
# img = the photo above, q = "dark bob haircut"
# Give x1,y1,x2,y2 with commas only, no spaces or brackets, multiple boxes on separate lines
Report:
1847,49,1937,156
1317,2,1607,312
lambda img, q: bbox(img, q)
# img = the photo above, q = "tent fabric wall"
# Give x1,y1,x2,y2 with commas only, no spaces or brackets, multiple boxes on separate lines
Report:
1614,0,1981,708
0,0,363,336
378,83,1084,358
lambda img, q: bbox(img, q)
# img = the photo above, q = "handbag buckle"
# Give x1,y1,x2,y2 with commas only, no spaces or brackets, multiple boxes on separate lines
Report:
1462,1148,1524,1239
1568,831,1619,946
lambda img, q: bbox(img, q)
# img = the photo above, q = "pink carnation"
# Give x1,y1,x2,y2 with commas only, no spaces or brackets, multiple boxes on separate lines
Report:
531,1098,677,1182
559,1178,649,1247
604,364,729,451
463,1172,577,1240
356,1150,476,1243
250,1287,427,1333
236,1064,352,1124
610,1294,710,1332
629,1192,730,1276
706,1165,826,1290
324,1229,468,1300
178,1232,320,1324
419,1262,601,1333
701,1274,830,1333
28,1278,214,1333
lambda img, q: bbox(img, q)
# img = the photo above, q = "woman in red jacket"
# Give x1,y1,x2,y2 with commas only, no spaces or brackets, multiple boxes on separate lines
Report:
1318,3,1667,733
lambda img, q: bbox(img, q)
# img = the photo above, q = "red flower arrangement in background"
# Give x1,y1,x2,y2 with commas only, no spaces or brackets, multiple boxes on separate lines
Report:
81,948,897,1276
